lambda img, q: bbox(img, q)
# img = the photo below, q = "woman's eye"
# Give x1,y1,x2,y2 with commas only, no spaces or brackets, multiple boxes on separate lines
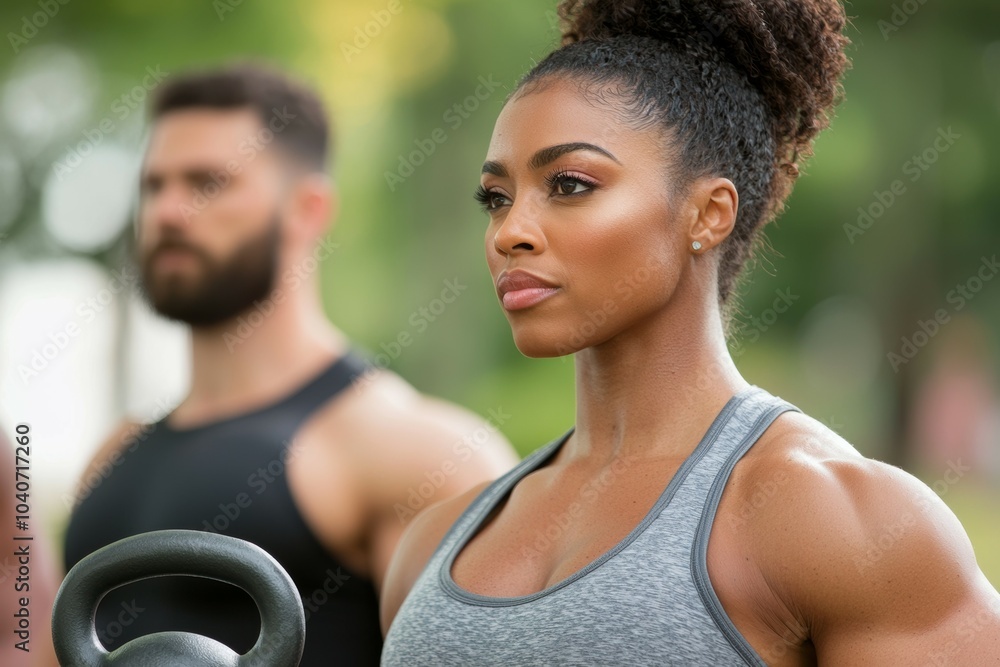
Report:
474,186,510,212
548,173,595,197
557,178,587,195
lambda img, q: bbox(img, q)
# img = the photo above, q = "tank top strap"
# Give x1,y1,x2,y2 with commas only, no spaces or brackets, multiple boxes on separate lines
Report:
431,428,574,566
652,385,798,520
434,386,799,572
687,385,802,664
383,386,805,666
150,348,375,442
694,385,802,513
284,348,373,427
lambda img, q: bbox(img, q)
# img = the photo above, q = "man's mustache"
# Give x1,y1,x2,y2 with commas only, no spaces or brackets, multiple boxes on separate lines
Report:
144,238,211,265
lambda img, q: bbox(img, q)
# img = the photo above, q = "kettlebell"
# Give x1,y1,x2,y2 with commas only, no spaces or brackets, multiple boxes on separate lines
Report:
51,529,305,667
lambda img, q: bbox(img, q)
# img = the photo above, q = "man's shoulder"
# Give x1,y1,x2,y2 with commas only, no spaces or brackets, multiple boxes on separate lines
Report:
69,419,149,508
307,365,514,460
294,366,518,503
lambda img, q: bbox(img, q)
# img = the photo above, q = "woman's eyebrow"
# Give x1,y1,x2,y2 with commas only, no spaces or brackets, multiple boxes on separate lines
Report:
481,142,621,178
482,161,507,177
529,142,619,169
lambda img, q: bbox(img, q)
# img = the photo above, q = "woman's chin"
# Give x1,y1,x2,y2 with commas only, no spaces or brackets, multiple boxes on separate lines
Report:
511,331,580,359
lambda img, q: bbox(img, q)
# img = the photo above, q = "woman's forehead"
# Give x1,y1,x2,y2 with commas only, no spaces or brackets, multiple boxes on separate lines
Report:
486,80,657,167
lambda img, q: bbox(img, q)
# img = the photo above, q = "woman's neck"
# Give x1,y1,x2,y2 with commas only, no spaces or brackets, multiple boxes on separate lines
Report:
570,292,748,467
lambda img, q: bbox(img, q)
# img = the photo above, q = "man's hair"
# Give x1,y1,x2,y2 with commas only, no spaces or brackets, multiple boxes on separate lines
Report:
151,63,330,171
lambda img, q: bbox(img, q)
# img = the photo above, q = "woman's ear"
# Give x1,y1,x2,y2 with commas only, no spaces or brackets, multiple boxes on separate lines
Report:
687,177,739,253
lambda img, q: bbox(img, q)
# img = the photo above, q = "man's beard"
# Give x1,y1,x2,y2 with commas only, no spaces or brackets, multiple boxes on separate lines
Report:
138,215,280,328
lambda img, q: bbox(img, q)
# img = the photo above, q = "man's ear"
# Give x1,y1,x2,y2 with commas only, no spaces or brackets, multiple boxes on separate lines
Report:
686,177,739,253
291,173,335,241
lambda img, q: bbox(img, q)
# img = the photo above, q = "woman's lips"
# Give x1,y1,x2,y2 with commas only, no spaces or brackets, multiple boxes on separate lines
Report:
501,287,560,310
496,270,560,311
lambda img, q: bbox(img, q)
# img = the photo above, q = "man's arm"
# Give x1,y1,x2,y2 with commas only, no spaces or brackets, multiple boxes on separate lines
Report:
66,421,141,512
758,449,1000,665
286,370,519,595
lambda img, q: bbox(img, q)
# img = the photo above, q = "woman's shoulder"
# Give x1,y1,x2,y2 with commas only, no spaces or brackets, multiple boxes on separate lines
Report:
731,408,943,546
379,479,493,634
726,409,989,633
735,407,868,485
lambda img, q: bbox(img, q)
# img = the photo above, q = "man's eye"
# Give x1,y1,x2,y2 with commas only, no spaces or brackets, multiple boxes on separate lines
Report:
192,174,215,189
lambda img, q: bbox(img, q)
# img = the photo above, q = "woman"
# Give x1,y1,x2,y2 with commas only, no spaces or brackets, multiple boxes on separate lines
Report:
380,1,1000,664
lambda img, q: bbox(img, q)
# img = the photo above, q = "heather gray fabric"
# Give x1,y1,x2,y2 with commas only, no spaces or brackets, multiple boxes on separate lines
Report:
382,385,801,666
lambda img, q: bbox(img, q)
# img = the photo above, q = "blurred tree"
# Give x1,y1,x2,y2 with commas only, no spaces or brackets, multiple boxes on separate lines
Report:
0,0,997,469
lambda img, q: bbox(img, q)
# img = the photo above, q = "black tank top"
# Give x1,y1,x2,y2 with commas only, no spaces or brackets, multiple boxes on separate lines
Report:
63,349,382,666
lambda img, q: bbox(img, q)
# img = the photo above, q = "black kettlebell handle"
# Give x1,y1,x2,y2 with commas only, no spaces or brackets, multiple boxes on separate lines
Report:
52,530,305,667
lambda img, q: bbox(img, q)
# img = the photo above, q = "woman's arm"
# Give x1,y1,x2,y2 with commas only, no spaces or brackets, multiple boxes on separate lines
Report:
750,441,1000,664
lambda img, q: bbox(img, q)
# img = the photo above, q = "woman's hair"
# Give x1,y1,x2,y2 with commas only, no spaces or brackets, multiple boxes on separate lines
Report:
518,0,851,318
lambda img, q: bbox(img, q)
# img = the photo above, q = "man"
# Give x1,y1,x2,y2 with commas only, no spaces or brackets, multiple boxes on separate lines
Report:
62,64,518,665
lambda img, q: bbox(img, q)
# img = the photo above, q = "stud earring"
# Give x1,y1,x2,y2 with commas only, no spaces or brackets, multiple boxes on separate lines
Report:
692,241,703,251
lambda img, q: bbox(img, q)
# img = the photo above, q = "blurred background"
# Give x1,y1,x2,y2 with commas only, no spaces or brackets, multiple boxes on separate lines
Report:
0,0,997,585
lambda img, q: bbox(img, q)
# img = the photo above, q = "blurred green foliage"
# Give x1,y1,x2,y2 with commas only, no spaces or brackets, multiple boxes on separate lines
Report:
0,0,997,580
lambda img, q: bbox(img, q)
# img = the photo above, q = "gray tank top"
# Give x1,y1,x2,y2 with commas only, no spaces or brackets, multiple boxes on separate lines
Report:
382,385,801,666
